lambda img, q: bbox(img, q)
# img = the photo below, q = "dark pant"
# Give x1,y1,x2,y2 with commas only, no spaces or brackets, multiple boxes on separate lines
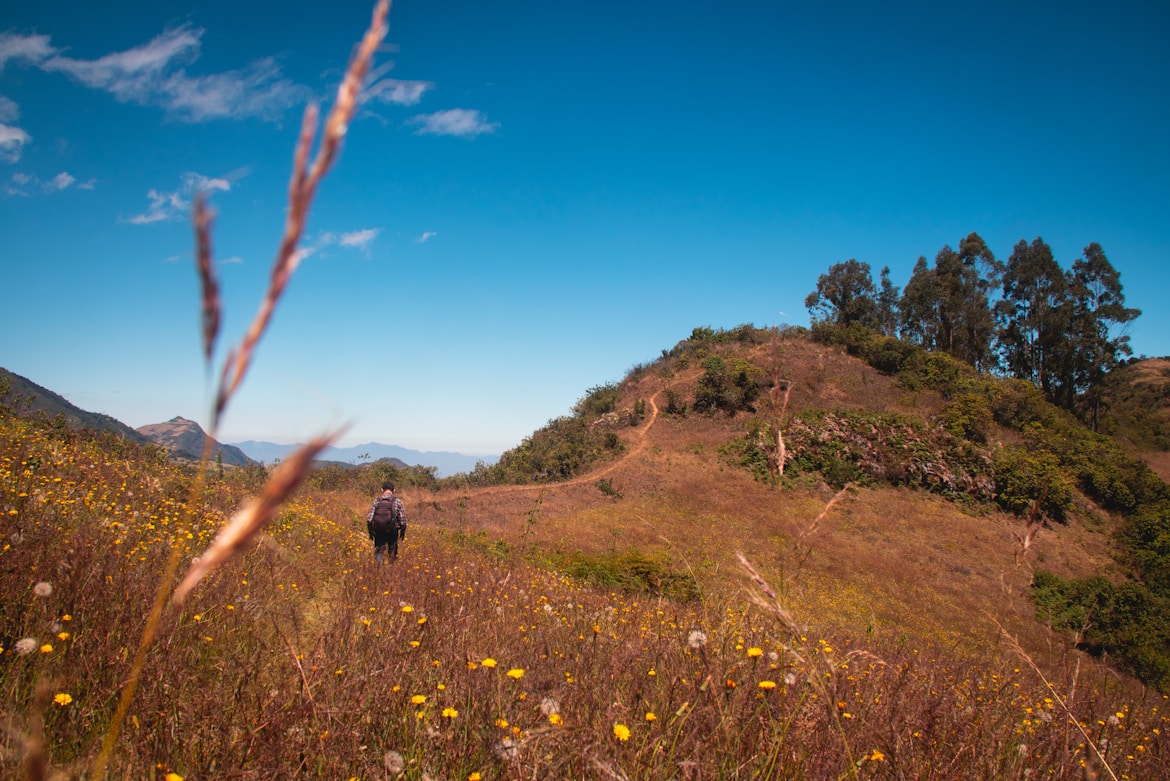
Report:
373,530,399,562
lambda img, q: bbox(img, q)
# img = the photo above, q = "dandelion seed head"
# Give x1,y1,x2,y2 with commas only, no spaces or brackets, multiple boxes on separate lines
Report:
383,750,405,774
15,637,37,655
687,630,707,649
492,737,519,760
33,581,53,598
539,696,560,716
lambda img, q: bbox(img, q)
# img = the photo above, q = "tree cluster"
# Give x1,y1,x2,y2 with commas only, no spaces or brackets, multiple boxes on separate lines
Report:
804,233,1140,425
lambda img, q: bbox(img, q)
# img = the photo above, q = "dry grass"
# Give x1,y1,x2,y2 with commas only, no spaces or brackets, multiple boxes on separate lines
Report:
3,417,1167,778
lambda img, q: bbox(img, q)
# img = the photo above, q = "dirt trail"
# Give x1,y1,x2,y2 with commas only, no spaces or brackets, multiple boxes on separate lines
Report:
445,367,701,498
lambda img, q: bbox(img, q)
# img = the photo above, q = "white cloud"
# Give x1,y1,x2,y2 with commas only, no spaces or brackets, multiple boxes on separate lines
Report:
159,57,309,121
0,122,30,163
0,96,19,122
339,228,380,249
47,171,74,190
128,188,186,224
10,26,308,123
0,33,55,69
127,170,236,224
42,26,201,89
417,231,437,243
0,96,29,163
293,228,381,261
365,77,433,107
410,108,498,138
183,172,230,194
1,169,84,195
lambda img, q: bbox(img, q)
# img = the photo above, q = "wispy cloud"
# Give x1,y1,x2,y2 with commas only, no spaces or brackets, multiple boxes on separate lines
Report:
417,231,437,243
339,228,380,250
0,95,29,163
294,228,381,262
127,171,237,224
47,171,74,190
364,77,433,107
409,108,498,138
0,123,29,163
0,32,54,69
2,27,309,122
3,169,87,196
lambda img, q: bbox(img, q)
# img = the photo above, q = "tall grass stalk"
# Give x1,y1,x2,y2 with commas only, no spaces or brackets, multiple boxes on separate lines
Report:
87,3,388,776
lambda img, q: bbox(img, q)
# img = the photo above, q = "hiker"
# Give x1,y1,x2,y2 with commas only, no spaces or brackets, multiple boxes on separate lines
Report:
366,480,407,562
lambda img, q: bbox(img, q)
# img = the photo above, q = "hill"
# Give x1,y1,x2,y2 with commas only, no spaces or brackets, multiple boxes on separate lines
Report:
136,416,254,467
0,366,148,444
414,328,1130,656
1100,356,1170,481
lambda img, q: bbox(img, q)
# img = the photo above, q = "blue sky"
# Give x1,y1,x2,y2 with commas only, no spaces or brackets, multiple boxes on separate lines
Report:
2,0,1168,456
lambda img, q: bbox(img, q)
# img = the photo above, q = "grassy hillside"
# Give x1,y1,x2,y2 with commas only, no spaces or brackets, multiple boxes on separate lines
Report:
3,327,1168,779
0,368,147,445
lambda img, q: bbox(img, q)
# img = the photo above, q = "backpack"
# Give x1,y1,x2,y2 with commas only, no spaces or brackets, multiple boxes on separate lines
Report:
370,496,401,534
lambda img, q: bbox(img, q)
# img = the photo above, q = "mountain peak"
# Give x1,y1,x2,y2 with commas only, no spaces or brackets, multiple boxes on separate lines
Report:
137,417,253,466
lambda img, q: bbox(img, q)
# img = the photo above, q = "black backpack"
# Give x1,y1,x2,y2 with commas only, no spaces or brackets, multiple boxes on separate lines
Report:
370,497,401,534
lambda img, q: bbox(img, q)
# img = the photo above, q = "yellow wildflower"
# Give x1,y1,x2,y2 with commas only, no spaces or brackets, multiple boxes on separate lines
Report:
613,723,631,741
53,693,73,706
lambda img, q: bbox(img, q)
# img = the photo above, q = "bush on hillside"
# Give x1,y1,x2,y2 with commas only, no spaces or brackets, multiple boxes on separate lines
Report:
990,445,1073,522
574,383,620,418
693,355,762,416
1033,570,1170,691
783,409,995,501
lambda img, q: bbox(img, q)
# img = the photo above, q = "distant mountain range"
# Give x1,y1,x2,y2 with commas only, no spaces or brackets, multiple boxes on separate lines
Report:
230,441,496,478
136,417,253,467
1,367,497,477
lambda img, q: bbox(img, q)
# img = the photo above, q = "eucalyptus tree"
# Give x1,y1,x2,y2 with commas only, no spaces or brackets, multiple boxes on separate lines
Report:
1064,243,1140,426
804,259,881,329
998,237,1071,398
898,232,1001,372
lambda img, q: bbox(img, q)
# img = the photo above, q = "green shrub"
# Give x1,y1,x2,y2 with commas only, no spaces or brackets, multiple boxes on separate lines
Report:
721,418,777,483
693,356,762,416
541,549,701,602
596,477,623,499
940,392,994,443
991,445,1073,522
574,383,620,418
783,409,994,501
